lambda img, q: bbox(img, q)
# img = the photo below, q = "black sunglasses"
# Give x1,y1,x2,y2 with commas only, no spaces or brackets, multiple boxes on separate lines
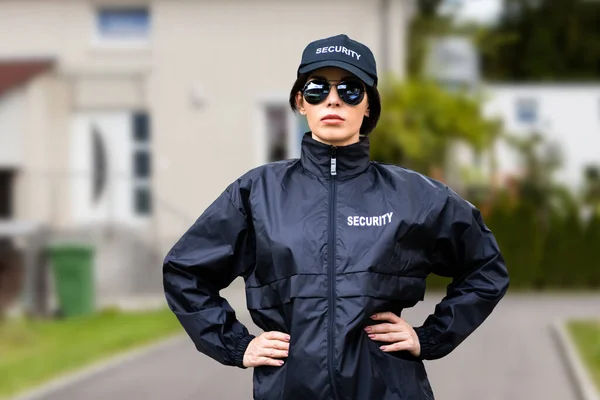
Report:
301,79,366,106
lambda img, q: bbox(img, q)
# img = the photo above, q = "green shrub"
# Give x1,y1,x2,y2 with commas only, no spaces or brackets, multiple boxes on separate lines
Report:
426,192,600,291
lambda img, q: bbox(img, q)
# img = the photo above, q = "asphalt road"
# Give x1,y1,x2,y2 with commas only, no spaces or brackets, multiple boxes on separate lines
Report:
34,282,600,400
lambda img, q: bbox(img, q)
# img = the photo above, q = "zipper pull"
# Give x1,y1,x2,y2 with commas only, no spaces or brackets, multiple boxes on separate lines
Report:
330,147,337,176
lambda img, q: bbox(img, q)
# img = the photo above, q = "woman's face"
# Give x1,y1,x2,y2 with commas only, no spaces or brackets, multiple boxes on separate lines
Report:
296,67,370,147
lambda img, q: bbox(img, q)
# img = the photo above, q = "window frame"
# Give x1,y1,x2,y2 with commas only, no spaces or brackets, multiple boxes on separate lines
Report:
515,97,539,124
131,112,152,216
255,94,304,165
92,5,152,48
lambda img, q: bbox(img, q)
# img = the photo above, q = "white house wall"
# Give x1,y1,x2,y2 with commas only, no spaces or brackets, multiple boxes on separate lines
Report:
17,73,71,225
483,84,600,192
0,1,63,57
72,77,146,110
0,0,412,254
0,87,26,168
148,0,411,252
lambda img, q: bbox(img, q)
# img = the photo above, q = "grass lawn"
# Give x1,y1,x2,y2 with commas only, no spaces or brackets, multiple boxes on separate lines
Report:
567,320,600,394
0,308,183,399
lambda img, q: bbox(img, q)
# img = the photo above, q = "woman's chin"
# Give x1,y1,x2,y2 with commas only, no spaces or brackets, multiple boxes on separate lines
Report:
312,130,359,146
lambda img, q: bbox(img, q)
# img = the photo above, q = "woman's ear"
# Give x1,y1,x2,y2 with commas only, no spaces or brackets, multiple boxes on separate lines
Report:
296,92,306,115
364,107,370,118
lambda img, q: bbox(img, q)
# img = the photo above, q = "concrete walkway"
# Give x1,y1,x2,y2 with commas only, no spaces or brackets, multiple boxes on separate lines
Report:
26,284,600,400
411,293,599,400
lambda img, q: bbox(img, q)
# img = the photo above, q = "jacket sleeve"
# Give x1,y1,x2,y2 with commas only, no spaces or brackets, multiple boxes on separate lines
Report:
162,182,256,368
414,187,509,360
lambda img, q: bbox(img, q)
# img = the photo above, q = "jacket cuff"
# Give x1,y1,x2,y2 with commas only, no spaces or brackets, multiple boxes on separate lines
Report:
414,325,436,360
233,334,255,368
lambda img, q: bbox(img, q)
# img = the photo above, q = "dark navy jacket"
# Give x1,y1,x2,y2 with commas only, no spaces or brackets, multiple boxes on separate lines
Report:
163,133,509,400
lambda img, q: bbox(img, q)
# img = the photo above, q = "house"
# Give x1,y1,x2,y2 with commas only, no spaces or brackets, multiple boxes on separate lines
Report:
424,36,600,197
0,0,414,305
482,84,600,193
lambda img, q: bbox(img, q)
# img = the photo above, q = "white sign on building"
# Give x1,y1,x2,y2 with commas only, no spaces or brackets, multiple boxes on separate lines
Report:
424,35,480,88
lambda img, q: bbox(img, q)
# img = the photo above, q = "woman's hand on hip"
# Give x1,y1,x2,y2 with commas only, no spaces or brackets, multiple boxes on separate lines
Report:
243,331,290,368
364,312,421,357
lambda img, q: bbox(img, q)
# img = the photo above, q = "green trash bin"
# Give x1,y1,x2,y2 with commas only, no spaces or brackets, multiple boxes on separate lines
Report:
47,243,95,318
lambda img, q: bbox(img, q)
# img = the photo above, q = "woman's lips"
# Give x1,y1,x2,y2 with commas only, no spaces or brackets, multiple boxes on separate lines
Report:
321,114,345,124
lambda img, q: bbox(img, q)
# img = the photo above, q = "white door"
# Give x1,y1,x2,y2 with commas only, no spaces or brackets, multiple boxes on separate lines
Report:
70,111,151,226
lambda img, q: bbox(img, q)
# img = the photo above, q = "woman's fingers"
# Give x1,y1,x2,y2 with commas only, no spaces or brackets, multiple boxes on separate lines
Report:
259,331,290,353
266,338,290,351
264,331,290,342
364,322,396,333
367,332,408,343
260,347,289,359
379,341,413,352
253,345,288,367
371,312,402,323
257,356,286,367
364,312,421,357
243,331,291,368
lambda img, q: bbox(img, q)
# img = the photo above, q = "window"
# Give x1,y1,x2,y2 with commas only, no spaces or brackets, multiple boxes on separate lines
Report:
132,112,151,215
134,111,150,141
0,170,14,219
515,97,538,124
134,151,150,178
265,106,289,162
96,7,150,43
91,125,107,205
134,186,151,216
263,104,307,163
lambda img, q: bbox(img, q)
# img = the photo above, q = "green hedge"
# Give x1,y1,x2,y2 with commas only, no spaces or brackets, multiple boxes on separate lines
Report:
426,197,600,291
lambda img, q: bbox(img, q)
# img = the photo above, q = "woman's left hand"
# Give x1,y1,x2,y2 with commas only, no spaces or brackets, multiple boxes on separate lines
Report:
364,312,421,357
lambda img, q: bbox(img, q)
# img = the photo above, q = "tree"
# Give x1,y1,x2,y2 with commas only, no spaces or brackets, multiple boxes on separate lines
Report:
407,0,454,78
583,213,600,287
582,165,600,215
370,78,502,179
501,131,580,228
480,0,600,81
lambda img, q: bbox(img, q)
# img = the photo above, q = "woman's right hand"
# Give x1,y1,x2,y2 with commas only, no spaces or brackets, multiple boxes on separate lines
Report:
243,331,290,367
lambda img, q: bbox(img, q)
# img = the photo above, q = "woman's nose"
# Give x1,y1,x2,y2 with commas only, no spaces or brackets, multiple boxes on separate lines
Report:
326,86,342,106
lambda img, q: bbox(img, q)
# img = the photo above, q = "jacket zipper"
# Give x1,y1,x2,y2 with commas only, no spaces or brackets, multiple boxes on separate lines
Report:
327,146,339,400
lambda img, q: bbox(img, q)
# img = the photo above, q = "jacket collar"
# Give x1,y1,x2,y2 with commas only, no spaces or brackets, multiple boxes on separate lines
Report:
300,132,371,178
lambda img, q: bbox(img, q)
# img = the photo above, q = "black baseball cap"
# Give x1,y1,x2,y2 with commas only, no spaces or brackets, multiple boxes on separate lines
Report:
298,34,378,87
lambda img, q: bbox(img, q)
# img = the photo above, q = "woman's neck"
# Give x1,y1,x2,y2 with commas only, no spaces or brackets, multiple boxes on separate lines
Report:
311,132,360,147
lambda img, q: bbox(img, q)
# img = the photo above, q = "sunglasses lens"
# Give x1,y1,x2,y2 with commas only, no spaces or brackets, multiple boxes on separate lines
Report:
303,80,329,105
337,81,365,106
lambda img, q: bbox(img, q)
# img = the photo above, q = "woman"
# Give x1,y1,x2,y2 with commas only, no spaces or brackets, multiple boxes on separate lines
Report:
163,34,509,400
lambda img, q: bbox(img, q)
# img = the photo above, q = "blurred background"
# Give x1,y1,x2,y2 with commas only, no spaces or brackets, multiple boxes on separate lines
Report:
0,0,599,399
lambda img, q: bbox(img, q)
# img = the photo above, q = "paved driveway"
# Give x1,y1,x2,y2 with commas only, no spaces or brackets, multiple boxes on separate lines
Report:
32,282,600,400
